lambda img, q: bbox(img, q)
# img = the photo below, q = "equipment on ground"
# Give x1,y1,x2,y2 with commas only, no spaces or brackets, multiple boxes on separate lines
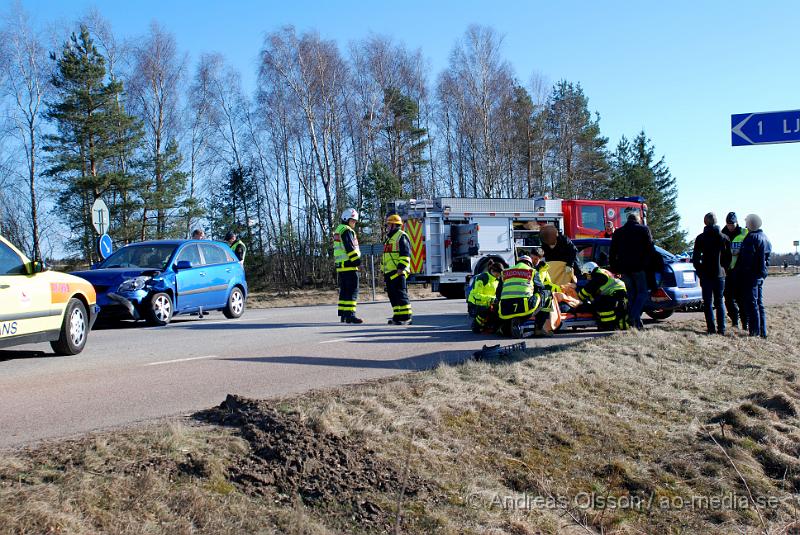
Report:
472,342,527,360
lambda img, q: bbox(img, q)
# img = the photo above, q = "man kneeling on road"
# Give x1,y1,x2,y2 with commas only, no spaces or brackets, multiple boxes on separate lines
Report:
495,255,549,338
468,260,502,334
577,262,629,331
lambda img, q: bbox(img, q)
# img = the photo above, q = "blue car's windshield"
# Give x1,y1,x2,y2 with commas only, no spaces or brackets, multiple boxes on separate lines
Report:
99,244,177,270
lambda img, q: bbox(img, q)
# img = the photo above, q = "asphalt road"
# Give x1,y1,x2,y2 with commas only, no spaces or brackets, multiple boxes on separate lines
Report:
1,275,798,449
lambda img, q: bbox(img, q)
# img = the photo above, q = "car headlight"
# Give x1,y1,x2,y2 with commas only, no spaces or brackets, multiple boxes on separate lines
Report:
118,276,151,292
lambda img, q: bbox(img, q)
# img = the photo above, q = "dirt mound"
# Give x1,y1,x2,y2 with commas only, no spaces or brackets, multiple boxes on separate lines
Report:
196,395,429,529
707,388,800,492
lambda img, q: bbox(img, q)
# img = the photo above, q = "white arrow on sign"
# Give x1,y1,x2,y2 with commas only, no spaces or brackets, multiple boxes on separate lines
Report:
91,198,110,235
731,113,755,145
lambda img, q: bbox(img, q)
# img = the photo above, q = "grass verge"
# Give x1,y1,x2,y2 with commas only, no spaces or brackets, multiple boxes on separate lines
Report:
2,305,800,534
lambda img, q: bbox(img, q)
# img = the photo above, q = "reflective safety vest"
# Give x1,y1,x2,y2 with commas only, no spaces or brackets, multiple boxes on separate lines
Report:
730,228,748,269
535,262,560,293
382,230,411,276
231,239,247,263
579,268,626,302
468,272,499,307
498,262,541,319
333,223,360,272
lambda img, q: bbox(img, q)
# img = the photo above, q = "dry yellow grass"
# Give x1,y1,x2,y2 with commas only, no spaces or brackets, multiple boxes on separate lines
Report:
2,305,800,534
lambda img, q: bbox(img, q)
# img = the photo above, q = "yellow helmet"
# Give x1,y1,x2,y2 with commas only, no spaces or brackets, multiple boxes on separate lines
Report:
386,214,403,226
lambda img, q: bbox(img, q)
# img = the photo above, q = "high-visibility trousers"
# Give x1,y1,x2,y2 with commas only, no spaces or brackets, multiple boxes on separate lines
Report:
337,271,359,318
385,272,412,321
594,291,628,331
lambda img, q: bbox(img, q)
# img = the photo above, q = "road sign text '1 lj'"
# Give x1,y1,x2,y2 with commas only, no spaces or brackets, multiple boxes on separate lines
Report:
732,110,800,146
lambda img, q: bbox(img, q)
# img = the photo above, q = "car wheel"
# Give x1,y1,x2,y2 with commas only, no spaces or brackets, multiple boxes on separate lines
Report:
645,309,674,320
146,292,173,326
50,298,88,355
223,287,245,319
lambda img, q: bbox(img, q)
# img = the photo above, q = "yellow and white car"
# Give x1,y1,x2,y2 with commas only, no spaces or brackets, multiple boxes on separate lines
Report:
0,235,98,355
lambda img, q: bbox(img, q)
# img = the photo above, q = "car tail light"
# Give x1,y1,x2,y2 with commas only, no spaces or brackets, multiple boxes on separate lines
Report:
650,288,671,302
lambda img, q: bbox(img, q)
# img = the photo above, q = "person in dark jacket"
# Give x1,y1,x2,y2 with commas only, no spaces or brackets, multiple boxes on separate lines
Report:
609,213,654,329
539,225,579,272
734,214,772,338
721,212,749,330
692,213,732,335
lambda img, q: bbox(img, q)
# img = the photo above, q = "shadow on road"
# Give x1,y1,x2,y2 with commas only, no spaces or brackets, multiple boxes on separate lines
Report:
180,322,332,330
221,335,603,371
0,349,53,362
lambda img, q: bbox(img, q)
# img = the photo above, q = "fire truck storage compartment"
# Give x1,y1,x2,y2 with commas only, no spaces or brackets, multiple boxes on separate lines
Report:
450,222,477,273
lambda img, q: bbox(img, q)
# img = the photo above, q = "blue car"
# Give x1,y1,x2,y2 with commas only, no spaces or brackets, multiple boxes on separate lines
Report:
72,240,247,326
573,238,702,320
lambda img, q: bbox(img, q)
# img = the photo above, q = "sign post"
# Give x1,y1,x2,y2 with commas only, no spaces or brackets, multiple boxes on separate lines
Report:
731,110,800,146
363,244,385,302
91,198,110,235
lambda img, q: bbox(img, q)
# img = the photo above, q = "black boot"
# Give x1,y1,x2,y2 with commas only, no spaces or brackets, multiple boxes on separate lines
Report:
347,316,364,324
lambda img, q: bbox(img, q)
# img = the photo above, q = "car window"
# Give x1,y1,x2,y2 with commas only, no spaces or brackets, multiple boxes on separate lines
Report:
580,205,605,231
176,244,202,267
595,245,610,267
200,244,230,265
0,242,26,275
101,244,177,270
576,244,594,268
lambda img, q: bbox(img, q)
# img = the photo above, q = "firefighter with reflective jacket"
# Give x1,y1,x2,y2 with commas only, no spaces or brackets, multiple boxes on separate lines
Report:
225,231,246,265
468,260,503,333
334,208,363,324
382,214,413,325
495,255,546,338
578,262,628,331
529,247,558,336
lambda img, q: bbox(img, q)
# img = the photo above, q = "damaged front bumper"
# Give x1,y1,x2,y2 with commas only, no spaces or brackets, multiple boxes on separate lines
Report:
107,292,146,320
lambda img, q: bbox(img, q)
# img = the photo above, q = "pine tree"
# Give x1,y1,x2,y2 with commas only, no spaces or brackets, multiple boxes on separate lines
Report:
383,87,429,197
361,161,401,240
138,138,189,239
43,25,142,259
545,81,610,198
607,132,686,251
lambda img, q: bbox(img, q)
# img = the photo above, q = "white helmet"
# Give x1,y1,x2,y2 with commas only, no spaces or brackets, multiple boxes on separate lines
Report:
341,208,359,222
581,261,599,275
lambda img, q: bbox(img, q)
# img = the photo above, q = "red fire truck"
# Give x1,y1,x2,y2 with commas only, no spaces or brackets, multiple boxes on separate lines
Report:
389,196,647,298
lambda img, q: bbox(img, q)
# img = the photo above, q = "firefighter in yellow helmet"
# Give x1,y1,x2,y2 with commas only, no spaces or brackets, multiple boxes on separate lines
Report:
382,213,413,324
578,262,629,331
333,208,363,324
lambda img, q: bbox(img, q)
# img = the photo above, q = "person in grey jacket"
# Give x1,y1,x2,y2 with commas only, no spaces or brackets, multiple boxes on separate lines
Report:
734,214,772,338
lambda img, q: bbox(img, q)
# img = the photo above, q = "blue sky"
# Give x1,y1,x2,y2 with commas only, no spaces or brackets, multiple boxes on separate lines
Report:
23,0,800,253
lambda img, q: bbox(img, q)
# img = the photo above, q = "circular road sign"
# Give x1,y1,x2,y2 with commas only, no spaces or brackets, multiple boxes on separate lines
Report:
97,234,113,260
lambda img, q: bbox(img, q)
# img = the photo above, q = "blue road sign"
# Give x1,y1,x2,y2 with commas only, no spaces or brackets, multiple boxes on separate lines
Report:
97,234,113,260
731,110,800,146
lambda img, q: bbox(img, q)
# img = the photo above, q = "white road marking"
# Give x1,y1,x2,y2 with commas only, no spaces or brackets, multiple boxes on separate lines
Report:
319,337,360,345
436,323,467,330
144,355,218,366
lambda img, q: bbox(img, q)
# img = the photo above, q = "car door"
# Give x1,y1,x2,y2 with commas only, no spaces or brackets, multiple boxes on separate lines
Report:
199,243,233,307
0,241,54,342
173,244,206,312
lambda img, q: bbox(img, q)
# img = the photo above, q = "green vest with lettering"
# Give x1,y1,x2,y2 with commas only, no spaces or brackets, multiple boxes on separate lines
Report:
730,228,748,269
498,262,541,320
